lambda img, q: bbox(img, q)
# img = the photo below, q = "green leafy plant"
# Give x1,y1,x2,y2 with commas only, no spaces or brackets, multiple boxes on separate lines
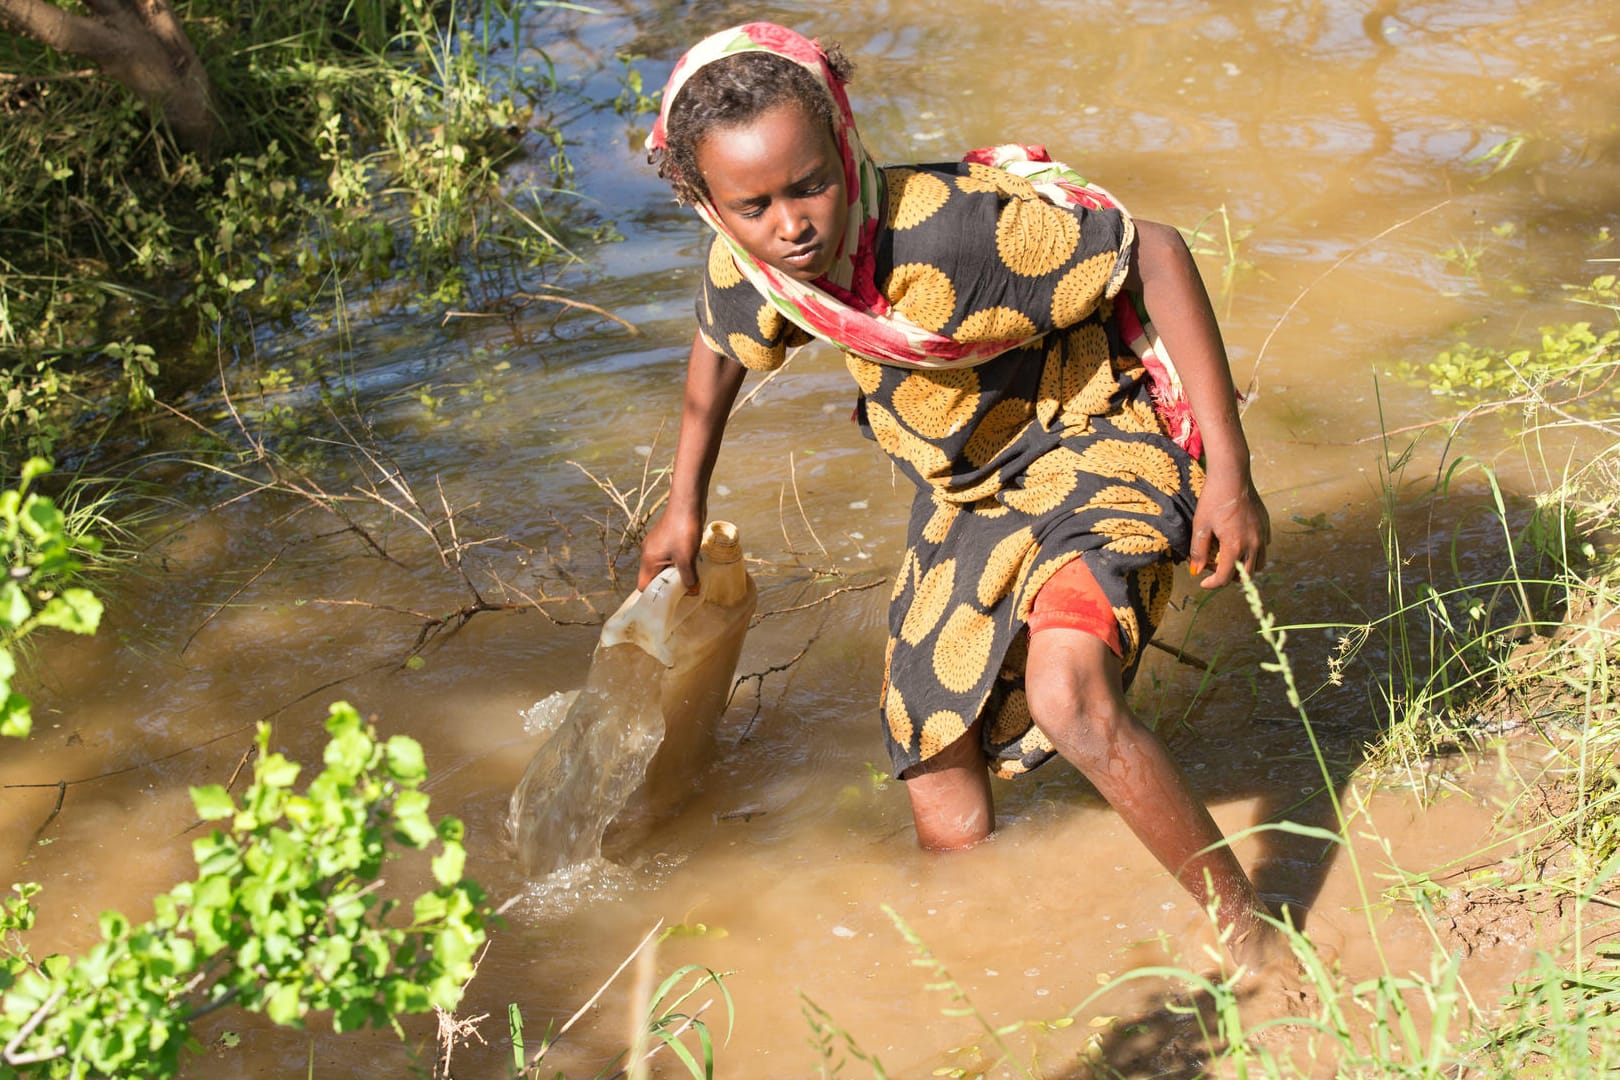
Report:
0,703,489,1078
0,458,103,739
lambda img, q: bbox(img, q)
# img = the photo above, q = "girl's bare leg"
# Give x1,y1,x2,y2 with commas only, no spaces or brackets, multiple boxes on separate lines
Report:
1025,626,1281,970
900,716,994,850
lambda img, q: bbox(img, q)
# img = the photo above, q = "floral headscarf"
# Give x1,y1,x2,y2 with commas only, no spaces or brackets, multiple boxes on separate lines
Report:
647,24,1203,452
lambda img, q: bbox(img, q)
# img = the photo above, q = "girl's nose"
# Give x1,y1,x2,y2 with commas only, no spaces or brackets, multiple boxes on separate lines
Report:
775,202,811,242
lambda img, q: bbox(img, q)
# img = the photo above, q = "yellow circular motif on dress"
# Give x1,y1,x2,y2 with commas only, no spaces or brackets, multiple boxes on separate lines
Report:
728,332,783,372
864,401,903,456
1094,517,1170,556
756,302,785,342
1015,725,1056,760
996,199,1080,278
887,168,952,231
919,710,968,759
707,237,744,289
1076,439,1181,496
965,396,1033,468
933,604,996,694
1003,446,1084,516
978,526,1034,607
699,328,723,356
956,306,1037,344
895,426,954,483
1189,459,1206,498
900,558,956,646
891,549,916,603
956,163,1037,199
1051,251,1116,326
1112,396,1164,435
1061,326,1118,426
988,688,1031,746
1081,485,1164,516
938,468,1005,505
972,498,1010,518
1036,345,1062,429
921,500,960,543
846,355,884,396
886,683,915,747
882,262,957,333
892,367,980,439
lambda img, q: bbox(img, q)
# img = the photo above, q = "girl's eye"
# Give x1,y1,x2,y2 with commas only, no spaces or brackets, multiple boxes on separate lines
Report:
737,204,766,220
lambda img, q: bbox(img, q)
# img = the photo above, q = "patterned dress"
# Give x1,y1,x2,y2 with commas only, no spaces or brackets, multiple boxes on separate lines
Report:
696,161,1205,779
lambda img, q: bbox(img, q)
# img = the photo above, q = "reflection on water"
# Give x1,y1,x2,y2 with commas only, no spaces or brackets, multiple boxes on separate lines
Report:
3,0,1617,1074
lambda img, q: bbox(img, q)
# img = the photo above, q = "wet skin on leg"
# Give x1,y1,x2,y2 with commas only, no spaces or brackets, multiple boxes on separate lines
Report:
1023,626,1280,970
900,716,994,850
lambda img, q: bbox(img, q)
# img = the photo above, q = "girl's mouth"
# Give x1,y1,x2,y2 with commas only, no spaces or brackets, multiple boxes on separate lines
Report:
783,244,821,270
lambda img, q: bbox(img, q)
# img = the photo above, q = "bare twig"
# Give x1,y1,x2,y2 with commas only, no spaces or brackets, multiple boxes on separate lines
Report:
3,987,65,1066
181,541,292,654
1247,199,1451,401
441,291,639,335
529,920,666,1070
27,781,66,847
750,578,886,624
1146,638,1213,671
733,639,819,741
788,452,830,561
434,941,494,1079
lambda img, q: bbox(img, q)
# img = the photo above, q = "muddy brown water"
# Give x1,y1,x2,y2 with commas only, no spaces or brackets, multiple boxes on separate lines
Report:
4,0,1618,1075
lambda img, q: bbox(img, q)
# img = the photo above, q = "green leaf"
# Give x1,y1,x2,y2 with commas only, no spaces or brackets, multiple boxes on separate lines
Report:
0,691,30,739
33,587,103,635
190,785,237,821
19,458,51,486
258,752,301,789
0,581,32,629
384,735,426,782
19,494,65,542
430,842,465,887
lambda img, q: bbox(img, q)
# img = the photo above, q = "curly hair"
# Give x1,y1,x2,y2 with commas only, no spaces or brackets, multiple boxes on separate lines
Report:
653,45,855,206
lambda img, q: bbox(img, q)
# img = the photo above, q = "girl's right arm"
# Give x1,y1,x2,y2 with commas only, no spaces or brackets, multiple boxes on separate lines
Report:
637,331,747,590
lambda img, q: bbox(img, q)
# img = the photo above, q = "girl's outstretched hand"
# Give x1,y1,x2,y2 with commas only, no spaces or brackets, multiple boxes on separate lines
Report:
1189,469,1269,589
638,506,705,592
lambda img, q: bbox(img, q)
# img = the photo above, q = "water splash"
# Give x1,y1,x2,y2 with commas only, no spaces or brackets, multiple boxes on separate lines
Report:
506,645,669,877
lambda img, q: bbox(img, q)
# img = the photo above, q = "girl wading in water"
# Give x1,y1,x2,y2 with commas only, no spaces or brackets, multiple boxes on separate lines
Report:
639,22,1287,973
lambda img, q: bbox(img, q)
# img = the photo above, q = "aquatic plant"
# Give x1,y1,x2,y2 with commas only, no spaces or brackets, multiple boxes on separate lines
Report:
0,704,491,1077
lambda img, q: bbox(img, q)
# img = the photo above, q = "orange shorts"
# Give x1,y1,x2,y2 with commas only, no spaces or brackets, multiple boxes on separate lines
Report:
1026,556,1122,657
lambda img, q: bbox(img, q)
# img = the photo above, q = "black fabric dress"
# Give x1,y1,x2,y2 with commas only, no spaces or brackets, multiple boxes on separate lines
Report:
695,161,1203,779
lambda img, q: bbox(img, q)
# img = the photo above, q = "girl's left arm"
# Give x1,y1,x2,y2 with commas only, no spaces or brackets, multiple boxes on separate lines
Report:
1125,219,1269,589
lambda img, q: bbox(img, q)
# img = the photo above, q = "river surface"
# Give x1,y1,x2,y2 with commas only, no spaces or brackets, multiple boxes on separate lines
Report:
4,0,1618,1076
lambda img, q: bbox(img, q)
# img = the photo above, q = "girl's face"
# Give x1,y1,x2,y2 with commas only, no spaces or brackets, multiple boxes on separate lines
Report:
695,100,847,283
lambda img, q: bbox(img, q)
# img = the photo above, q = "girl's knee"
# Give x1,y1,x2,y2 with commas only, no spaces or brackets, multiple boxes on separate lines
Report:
1025,631,1138,769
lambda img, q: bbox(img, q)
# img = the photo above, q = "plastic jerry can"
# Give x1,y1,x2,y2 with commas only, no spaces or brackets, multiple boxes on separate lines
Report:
507,520,756,876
